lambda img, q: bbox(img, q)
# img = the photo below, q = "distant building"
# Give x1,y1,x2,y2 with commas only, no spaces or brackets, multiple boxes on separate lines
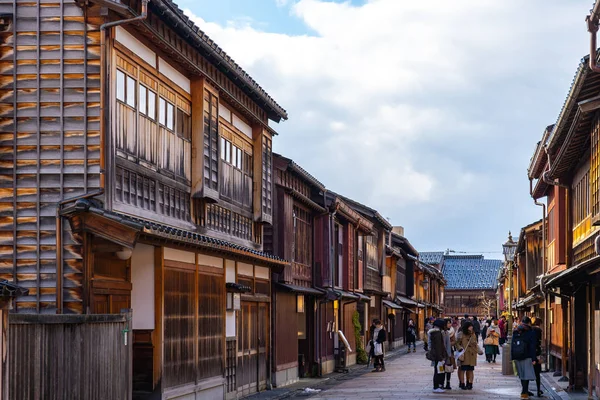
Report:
426,254,503,318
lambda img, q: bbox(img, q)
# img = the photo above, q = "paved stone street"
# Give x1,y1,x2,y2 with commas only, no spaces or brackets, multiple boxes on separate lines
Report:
305,346,547,400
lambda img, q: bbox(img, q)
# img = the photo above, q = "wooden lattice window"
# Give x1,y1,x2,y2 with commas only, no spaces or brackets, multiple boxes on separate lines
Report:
262,135,272,215
293,205,312,267
198,273,224,380
204,89,219,191
592,113,600,218
366,234,378,271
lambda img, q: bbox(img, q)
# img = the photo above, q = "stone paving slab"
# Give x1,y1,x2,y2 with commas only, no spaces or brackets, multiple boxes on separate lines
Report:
248,341,569,400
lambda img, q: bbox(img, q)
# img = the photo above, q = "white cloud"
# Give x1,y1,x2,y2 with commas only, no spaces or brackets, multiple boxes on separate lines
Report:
274,0,289,7
183,1,592,251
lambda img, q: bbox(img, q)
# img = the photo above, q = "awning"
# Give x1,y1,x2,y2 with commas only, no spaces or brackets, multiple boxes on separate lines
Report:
274,283,323,296
353,292,371,302
226,282,252,293
515,293,543,309
546,255,600,289
383,300,403,310
335,290,360,300
396,295,419,307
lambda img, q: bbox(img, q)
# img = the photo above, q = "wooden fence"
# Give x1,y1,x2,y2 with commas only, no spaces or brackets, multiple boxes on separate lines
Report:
7,311,132,400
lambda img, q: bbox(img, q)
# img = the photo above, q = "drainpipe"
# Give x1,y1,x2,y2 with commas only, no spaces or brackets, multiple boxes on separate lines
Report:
586,2,600,73
531,178,550,372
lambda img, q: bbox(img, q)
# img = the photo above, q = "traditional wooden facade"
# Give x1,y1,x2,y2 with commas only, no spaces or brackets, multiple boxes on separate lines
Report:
408,254,446,337
312,192,375,373
266,154,326,386
385,229,417,349
0,0,290,398
528,52,600,394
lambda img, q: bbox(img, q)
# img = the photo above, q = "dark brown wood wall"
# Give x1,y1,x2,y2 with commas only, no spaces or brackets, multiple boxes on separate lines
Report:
319,302,334,359
0,0,102,314
274,292,298,369
343,224,355,291
314,214,330,287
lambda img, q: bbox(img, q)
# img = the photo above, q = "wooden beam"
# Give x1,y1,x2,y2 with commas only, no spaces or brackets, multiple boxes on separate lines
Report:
152,246,164,391
578,95,600,114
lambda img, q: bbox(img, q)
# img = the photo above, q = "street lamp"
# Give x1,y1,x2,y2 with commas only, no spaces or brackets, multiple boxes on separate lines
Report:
501,231,517,375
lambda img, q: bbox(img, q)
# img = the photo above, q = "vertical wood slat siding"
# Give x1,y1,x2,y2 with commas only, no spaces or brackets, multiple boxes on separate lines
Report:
163,267,195,388
0,0,101,313
342,302,356,353
274,292,298,367
8,314,131,400
198,272,224,380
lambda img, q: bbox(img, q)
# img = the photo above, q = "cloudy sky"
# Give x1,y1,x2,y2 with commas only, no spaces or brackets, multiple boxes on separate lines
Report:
178,0,592,255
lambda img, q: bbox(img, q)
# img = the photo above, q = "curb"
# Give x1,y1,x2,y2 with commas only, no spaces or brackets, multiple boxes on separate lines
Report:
540,372,570,400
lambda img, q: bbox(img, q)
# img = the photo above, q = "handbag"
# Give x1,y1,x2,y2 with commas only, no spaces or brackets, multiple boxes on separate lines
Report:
483,336,494,345
436,361,445,374
455,334,473,361
444,363,454,373
374,342,383,356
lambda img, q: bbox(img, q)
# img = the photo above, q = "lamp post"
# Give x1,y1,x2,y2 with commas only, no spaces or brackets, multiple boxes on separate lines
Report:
501,231,517,375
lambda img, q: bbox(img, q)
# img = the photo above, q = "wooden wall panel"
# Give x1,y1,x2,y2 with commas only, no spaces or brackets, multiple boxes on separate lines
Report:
274,292,298,368
0,0,102,313
342,302,356,353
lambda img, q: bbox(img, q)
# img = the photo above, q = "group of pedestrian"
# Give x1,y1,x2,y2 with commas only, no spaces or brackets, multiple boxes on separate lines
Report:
367,312,544,399
426,316,482,393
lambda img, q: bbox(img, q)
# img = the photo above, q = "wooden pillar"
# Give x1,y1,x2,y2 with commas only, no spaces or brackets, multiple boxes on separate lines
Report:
589,284,595,400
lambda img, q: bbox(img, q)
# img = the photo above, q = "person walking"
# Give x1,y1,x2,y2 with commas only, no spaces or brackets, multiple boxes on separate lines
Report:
481,319,489,341
472,315,481,343
371,319,387,372
484,318,500,363
424,317,434,351
498,315,507,346
532,317,544,397
427,318,448,393
443,318,456,390
456,321,481,390
511,316,537,399
406,319,417,353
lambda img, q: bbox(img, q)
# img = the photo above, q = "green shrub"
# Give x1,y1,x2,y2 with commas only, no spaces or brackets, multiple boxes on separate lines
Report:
353,311,368,364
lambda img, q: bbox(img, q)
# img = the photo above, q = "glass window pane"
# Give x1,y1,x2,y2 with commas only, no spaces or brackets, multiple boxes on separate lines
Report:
126,76,136,107
116,70,125,102
220,137,226,160
139,86,147,115
225,140,231,163
148,91,156,120
167,103,174,130
159,98,166,125
237,148,242,169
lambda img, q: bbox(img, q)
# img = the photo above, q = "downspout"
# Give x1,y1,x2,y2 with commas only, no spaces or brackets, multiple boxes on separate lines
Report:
586,2,600,73
531,178,550,371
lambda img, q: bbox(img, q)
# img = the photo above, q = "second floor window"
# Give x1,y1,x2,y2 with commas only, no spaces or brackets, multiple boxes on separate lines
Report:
114,53,192,183
365,234,378,271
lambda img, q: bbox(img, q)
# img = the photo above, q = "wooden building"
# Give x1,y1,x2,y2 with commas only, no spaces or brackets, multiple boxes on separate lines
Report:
385,229,418,349
0,0,290,398
312,192,375,373
440,255,502,318
528,53,600,394
266,154,326,386
407,253,446,337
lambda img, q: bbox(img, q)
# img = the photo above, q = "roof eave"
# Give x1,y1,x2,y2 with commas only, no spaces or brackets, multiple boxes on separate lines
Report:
150,0,288,122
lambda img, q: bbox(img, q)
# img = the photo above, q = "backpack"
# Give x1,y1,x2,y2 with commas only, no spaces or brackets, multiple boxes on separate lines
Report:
511,331,527,361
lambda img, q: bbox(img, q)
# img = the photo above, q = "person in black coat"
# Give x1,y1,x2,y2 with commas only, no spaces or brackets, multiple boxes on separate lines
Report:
532,318,544,397
371,319,387,372
512,316,537,399
472,315,481,342
406,319,417,353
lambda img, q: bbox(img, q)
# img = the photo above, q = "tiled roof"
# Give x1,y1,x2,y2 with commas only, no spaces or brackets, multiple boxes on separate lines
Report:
150,0,288,121
442,255,503,290
63,199,287,265
419,252,445,265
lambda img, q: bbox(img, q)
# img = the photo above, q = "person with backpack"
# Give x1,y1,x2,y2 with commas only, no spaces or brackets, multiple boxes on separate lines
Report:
472,315,481,343
511,316,537,399
531,317,544,397
426,318,448,393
